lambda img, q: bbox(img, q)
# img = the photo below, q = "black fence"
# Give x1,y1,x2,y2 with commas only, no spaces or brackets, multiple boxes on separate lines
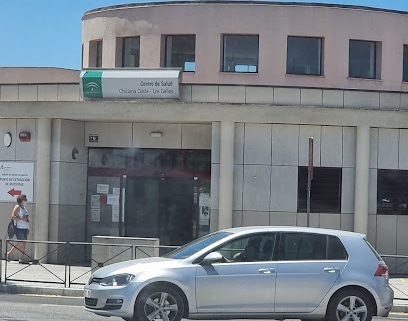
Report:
0,238,177,286
1,238,408,287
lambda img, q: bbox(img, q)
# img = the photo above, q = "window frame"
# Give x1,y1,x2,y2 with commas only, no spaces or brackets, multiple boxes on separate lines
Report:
403,45,408,82
164,34,196,72
96,40,103,68
121,36,140,68
377,169,408,215
89,40,103,68
277,232,348,261
286,36,323,76
221,34,259,73
349,39,381,80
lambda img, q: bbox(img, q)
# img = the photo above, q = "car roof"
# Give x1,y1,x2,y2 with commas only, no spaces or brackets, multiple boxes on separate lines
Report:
220,226,366,239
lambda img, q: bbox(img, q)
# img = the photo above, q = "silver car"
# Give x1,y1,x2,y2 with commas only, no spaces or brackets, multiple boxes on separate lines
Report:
84,226,393,321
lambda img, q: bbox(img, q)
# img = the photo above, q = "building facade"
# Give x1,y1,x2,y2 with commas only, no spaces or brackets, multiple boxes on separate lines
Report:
2,2,408,270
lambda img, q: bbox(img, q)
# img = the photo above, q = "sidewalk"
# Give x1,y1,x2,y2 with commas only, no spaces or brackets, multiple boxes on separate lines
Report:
1,259,408,313
0,259,89,297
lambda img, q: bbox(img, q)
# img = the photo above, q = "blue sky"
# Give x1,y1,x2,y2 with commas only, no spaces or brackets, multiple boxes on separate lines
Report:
0,0,407,70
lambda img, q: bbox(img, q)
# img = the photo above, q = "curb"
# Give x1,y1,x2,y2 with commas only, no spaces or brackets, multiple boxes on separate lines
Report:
392,300,408,313
0,284,84,297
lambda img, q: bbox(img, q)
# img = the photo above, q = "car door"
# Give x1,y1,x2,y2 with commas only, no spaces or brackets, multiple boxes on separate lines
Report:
274,232,348,313
195,233,277,313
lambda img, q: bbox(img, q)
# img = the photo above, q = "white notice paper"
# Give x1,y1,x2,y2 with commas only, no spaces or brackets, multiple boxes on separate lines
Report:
97,184,109,194
112,205,120,222
91,195,100,208
107,194,120,205
91,208,100,222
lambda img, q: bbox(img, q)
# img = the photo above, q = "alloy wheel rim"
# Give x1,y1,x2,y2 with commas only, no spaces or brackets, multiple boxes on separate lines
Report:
336,295,368,321
144,291,179,321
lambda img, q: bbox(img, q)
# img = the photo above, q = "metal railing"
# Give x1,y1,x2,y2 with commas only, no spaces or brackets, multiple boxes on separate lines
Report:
1,238,177,287
2,238,408,287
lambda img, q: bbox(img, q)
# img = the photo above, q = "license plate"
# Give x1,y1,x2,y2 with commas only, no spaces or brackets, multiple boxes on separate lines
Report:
84,289,91,298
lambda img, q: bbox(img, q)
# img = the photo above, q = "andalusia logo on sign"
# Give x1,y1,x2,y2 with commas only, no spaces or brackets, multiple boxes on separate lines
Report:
82,71,103,98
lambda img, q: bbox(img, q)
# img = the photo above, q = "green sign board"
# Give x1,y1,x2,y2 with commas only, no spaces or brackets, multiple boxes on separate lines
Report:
80,69,181,99
81,71,103,98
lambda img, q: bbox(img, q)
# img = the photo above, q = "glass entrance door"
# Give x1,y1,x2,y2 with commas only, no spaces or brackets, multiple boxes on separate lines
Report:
125,177,194,246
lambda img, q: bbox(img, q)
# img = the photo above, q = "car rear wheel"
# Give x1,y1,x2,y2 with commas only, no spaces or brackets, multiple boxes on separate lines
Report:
327,289,373,321
133,284,184,321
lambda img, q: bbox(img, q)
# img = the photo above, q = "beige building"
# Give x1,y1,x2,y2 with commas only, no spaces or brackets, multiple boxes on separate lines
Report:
2,1,408,271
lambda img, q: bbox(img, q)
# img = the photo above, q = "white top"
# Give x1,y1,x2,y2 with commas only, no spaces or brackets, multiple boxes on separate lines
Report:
15,206,29,229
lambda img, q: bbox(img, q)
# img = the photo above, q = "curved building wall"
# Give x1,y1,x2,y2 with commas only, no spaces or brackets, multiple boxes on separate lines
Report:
83,1,408,92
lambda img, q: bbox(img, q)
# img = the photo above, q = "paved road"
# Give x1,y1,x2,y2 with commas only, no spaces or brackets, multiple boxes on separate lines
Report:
0,294,122,321
0,293,406,321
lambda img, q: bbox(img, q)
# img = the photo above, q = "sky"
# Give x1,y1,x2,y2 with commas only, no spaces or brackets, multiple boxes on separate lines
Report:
1,0,408,70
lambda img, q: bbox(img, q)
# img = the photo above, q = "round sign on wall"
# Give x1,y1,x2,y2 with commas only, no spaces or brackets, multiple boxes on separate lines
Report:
3,132,12,147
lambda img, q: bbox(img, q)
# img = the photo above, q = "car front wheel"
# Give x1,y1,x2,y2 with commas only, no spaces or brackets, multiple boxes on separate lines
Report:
327,289,373,321
133,284,184,321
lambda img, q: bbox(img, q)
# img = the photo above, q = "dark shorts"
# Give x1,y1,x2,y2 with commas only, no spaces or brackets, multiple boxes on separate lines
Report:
15,228,28,241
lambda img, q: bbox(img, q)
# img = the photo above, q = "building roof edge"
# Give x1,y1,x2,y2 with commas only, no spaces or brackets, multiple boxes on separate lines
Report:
82,1,408,18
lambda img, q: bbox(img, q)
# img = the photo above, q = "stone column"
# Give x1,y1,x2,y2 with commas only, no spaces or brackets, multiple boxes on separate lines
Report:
218,122,235,230
34,118,51,261
354,125,370,234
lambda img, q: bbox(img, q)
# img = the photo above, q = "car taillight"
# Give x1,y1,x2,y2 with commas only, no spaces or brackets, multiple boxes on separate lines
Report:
374,264,389,276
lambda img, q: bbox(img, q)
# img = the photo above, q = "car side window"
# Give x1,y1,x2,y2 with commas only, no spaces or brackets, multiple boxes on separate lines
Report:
278,232,327,261
216,233,276,262
327,235,348,260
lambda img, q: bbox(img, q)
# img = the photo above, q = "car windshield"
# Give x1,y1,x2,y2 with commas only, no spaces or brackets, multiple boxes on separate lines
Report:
163,231,232,259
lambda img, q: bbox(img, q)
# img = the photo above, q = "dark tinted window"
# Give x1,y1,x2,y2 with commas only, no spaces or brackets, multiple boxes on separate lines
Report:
278,233,347,261
327,236,348,260
96,40,103,68
403,45,408,82
216,233,277,262
279,233,326,260
349,40,378,79
377,169,408,215
165,35,196,72
287,36,322,75
222,35,258,73
122,37,140,67
298,167,342,213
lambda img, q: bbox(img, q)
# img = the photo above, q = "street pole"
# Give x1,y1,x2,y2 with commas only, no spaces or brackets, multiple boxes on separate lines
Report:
307,137,313,227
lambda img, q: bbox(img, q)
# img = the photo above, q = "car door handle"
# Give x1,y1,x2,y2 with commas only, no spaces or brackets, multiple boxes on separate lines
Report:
324,267,340,273
258,268,275,274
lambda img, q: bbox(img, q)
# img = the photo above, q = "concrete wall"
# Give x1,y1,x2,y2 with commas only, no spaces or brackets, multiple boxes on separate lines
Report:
0,119,36,261
83,2,408,92
211,123,355,229
49,119,87,263
2,81,408,264
0,84,80,102
84,122,212,149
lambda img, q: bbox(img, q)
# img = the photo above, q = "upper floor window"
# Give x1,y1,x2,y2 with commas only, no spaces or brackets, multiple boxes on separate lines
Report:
349,40,381,79
165,35,195,72
403,45,408,82
298,167,342,213
377,169,408,215
89,40,103,68
286,36,323,76
222,35,258,73
122,37,140,67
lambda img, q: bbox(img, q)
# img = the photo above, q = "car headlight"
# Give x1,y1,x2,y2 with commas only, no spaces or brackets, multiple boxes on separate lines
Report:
100,274,135,286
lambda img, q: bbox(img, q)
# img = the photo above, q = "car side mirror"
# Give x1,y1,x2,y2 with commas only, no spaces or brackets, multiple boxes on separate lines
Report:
201,252,224,265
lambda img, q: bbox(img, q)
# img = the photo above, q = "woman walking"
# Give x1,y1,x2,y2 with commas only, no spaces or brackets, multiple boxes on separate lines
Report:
6,194,30,263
